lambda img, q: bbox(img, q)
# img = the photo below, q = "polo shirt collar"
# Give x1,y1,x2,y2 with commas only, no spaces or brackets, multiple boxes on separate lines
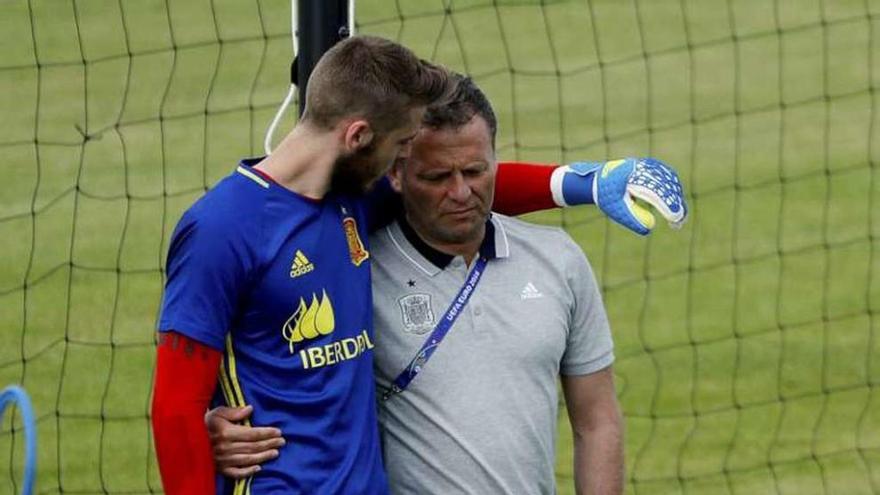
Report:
387,214,510,276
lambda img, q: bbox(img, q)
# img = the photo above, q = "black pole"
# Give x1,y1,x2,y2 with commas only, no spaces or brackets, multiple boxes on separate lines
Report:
295,0,351,116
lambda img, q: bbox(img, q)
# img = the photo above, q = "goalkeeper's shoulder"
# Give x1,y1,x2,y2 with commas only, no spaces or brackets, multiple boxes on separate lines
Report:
179,196,258,246
169,177,269,266
193,170,269,217
181,169,275,236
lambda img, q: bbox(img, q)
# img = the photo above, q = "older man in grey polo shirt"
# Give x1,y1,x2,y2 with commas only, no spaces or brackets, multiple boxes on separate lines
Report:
370,75,621,495
208,75,623,494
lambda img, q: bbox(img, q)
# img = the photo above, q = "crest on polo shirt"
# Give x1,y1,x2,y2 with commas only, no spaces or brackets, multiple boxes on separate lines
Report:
398,293,435,335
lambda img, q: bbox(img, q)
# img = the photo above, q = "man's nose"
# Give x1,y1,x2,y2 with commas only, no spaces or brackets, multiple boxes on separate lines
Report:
447,173,471,202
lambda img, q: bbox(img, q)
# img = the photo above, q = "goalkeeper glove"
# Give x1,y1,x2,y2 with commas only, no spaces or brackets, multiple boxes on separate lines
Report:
550,157,688,235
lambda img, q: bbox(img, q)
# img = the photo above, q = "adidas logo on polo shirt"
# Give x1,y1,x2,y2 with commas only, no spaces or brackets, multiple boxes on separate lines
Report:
520,282,543,300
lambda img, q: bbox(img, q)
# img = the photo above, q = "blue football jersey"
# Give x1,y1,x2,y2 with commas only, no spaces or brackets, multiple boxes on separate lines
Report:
159,159,388,494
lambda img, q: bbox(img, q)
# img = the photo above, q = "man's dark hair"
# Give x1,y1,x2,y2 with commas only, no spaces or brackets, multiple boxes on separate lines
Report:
302,35,451,133
422,73,497,149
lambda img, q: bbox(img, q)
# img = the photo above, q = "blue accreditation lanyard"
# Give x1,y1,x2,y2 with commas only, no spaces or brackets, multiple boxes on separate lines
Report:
382,256,489,401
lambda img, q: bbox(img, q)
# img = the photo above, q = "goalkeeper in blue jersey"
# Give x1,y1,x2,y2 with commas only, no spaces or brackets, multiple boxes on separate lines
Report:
151,36,450,495
151,36,687,495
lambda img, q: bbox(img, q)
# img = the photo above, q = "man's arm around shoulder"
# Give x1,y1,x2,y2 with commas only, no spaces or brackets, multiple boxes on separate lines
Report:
562,367,624,495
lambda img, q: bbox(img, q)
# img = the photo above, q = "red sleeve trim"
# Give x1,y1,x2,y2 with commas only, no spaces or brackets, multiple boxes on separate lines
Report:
493,161,558,216
152,331,222,495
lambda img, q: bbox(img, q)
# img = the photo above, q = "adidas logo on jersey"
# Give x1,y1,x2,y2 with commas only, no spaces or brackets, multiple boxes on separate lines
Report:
521,282,543,300
289,250,315,278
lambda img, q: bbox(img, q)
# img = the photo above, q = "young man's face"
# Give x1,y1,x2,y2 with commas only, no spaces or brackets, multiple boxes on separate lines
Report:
390,115,496,247
332,106,424,194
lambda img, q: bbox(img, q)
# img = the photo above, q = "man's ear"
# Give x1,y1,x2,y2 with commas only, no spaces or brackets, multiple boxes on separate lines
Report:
342,119,374,153
387,159,404,194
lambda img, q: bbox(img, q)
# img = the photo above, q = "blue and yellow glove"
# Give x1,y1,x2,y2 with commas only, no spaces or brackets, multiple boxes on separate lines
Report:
550,157,688,235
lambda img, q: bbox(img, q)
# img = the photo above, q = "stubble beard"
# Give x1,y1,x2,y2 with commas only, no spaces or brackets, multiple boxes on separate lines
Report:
330,144,384,195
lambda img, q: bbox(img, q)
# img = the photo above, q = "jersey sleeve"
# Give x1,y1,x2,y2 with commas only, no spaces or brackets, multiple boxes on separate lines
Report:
151,332,222,495
493,161,559,215
158,209,256,350
560,237,615,376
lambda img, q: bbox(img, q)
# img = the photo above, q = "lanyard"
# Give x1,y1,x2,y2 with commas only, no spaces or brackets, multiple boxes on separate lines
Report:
382,256,489,401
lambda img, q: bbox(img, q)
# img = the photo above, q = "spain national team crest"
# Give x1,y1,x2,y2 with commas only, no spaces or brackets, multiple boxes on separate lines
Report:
398,293,435,335
342,217,369,266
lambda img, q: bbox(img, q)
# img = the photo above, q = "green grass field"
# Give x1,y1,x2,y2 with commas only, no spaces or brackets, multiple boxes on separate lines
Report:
1,0,878,493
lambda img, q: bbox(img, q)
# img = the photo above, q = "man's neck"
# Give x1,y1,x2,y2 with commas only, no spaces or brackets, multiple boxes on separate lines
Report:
254,124,338,200
405,215,485,266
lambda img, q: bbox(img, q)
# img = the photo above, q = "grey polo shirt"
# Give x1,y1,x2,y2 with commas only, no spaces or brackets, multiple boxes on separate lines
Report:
370,213,614,495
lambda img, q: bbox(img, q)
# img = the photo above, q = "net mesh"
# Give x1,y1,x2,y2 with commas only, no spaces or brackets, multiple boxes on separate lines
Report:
0,0,877,493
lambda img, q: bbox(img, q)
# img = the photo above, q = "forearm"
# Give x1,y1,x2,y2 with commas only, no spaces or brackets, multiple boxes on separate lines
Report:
573,418,624,495
151,332,222,495
494,158,688,235
493,161,559,215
